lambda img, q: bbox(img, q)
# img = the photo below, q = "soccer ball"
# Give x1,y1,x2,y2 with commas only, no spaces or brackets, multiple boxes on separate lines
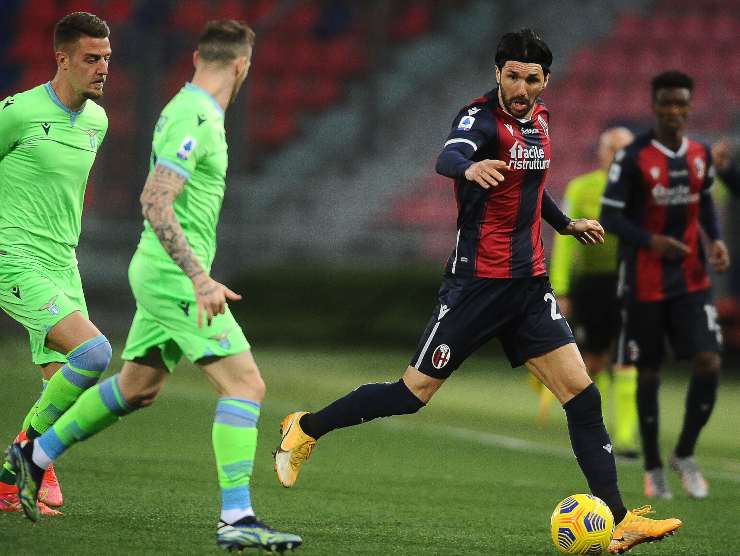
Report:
550,494,615,554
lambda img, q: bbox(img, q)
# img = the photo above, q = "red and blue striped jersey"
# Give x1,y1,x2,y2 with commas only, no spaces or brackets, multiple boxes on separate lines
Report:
601,131,717,302
435,89,553,279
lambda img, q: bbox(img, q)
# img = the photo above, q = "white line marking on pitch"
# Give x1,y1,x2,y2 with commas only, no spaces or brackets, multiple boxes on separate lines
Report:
383,421,740,484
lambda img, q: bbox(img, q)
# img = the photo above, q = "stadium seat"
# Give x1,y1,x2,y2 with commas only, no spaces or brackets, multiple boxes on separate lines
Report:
390,2,432,42
322,36,366,76
251,111,298,148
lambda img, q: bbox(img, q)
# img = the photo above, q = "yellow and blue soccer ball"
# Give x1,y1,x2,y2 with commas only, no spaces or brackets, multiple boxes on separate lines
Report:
550,494,615,554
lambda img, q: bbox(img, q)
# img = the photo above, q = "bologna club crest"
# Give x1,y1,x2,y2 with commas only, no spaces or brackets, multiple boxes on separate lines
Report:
432,344,451,369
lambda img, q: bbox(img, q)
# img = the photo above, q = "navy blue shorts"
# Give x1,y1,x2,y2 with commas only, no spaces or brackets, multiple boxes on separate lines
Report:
410,274,576,379
570,273,620,354
617,288,721,368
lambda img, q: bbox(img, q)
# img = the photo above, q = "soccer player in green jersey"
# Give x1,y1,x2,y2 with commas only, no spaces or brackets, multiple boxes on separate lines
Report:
9,19,302,552
0,12,112,515
546,127,640,457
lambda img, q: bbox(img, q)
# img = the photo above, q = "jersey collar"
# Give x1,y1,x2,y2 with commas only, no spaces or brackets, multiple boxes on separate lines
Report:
184,82,224,116
650,135,688,158
44,82,85,126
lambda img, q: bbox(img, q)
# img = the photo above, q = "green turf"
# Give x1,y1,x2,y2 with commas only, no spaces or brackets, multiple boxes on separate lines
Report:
1,343,739,554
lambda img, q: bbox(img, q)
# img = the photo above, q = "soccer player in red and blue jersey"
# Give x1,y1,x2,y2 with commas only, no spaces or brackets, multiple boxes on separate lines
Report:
601,71,734,501
275,29,681,554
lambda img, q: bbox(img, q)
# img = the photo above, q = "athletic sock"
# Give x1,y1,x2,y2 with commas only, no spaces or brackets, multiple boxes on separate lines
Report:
213,398,260,524
20,379,49,433
674,373,719,458
0,463,15,486
1,380,50,485
612,366,638,451
33,374,133,468
594,370,611,425
636,373,661,470
563,383,627,524
29,337,112,437
299,379,425,440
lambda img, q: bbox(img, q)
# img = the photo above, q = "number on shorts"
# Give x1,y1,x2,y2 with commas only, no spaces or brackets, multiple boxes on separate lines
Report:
544,293,563,320
704,304,722,343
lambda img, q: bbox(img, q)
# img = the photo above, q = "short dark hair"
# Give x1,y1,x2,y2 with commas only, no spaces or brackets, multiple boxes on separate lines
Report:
651,70,693,98
495,28,553,75
53,12,110,50
198,20,255,63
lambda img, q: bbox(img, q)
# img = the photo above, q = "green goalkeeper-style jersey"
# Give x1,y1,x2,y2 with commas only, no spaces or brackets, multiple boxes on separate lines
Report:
549,169,619,295
135,83,228,273
0,82,108,269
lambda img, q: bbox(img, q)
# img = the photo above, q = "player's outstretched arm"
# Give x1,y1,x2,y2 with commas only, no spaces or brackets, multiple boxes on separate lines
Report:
140,164,241,327
559,219,605,245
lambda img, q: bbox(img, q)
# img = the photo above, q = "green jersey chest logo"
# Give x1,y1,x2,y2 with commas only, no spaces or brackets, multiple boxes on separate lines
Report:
84,129,99,149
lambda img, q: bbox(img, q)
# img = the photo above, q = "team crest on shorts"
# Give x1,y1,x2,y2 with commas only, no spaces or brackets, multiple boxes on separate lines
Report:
432,344,451,369
39,295,59,316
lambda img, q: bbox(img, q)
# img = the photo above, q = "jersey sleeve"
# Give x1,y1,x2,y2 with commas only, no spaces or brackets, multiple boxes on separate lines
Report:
548,185,576,295
699,145,721,241
601,148,653,247
0,95,22,161
153,115,210,179
435,106,498,178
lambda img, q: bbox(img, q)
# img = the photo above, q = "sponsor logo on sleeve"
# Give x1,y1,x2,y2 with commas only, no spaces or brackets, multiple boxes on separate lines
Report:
177,136,197,160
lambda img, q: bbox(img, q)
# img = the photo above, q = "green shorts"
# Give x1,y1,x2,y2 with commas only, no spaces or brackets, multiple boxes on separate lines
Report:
122,251,250,371
0,254,88,365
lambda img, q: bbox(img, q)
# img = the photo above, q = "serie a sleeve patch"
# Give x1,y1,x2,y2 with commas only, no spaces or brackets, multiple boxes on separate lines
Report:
177,136,197,160
457,115,475,131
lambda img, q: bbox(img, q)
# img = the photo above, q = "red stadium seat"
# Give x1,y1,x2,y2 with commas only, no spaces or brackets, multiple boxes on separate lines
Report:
250,111,298,148
275,3,319,34
303,77,341,110
390,3,432,42
212,0,249,22
172,0,210,32
102,0,133,24
322,36,365,76
17,0,57,28
246,0,278,24
8,30,50,63
611,13,642,41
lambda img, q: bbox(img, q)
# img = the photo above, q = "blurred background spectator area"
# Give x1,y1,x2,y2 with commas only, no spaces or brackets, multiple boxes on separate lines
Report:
1,0,740,349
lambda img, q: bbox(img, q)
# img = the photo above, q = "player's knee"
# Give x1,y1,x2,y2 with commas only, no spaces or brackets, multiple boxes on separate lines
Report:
67,335,112,374
223,364,266,401
394,380,426,414
694,352,721,376
128,382,164,408
637,367,660,386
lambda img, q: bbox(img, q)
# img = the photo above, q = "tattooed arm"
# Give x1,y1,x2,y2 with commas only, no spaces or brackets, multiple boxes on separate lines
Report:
140,164,204,280
140,164,241,327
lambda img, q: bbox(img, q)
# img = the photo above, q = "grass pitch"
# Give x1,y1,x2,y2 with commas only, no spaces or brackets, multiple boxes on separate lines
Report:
1,343,739,555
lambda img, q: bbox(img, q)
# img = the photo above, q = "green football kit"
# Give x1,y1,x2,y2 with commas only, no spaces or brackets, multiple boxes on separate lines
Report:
122,83,249,370
0,82,107,364
22,84,274,539
549,169,619,296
